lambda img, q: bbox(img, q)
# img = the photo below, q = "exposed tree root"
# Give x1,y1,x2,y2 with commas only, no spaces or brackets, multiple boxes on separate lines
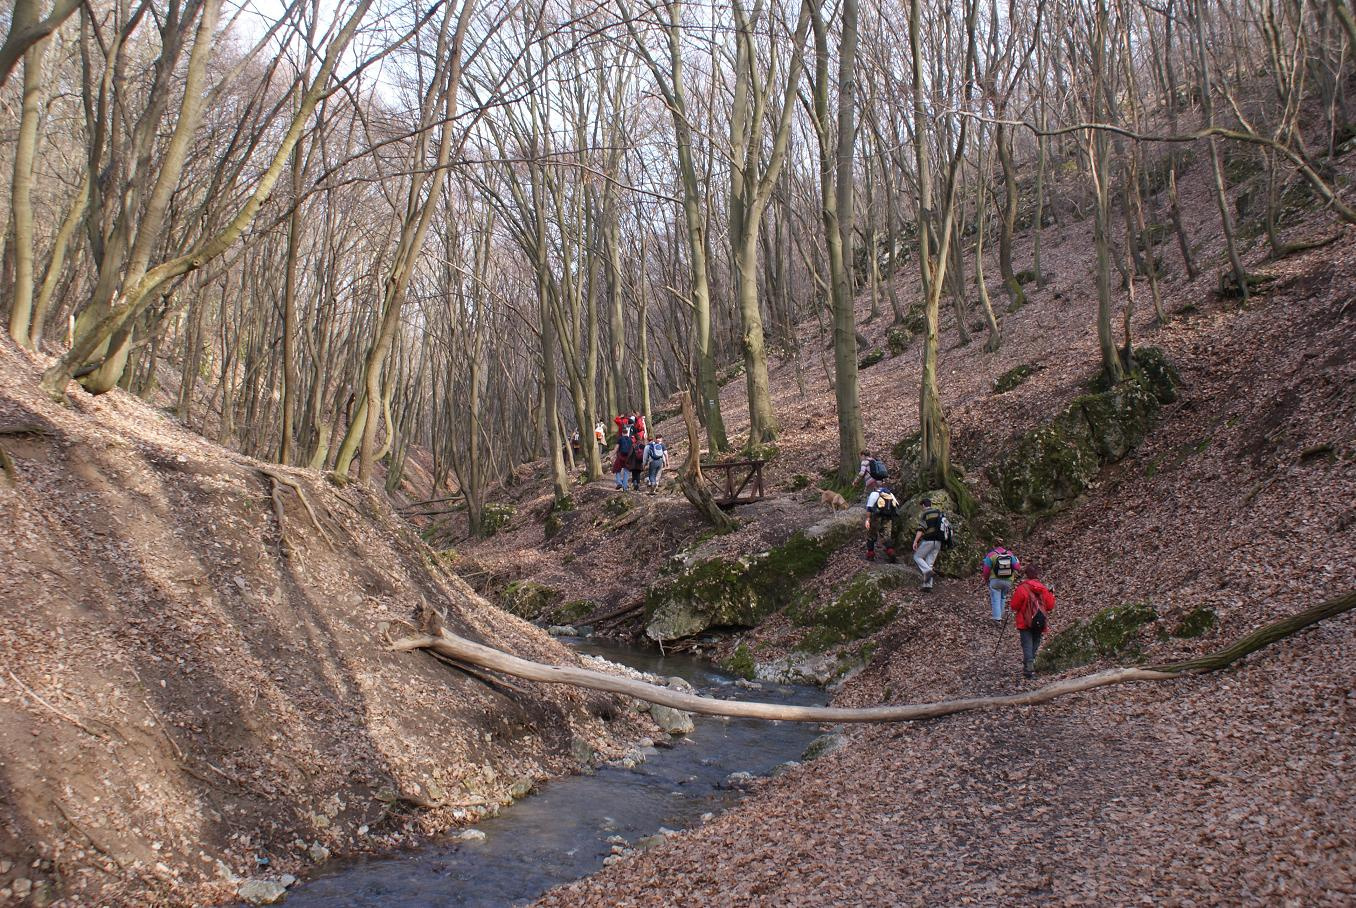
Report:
392,591,1355,724
257,466,333,549
8,670,108,739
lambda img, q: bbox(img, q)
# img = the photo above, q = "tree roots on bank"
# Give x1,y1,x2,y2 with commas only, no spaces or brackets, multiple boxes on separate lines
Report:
391,591,1355,724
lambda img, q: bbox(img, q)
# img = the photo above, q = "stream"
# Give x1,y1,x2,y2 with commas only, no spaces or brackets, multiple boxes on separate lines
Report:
284,638,826,907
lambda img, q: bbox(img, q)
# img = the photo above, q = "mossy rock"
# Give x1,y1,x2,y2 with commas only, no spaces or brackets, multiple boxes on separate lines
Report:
1169,606,1217,639
500,580,564,620
556,599,598,623
717,361,746,387
1140,222,1173,248
1015,269,1039,286
791,572,901,653
900,488,983,578
603,494,635,517
1131,347,1180,404
1073,377,1160,463
858,349,886,370
993,363,1043,394
644,533,831,642
890,431,923,495
722,643,757,680
544,510,565,540
1036,601,1159,672
886,326,913,356
785,473,812,492
989,411,1101,514
481,502,515,537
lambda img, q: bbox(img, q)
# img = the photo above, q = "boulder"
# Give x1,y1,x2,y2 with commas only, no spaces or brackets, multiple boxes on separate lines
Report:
1035,601,1159,673
789,571,902,652
1073,377,1159,462
649,703,695,735
237,880,288,905
801,733,847,762
804,505,869,549
499,580,563,620
989,411,1101,514
644,532,832,642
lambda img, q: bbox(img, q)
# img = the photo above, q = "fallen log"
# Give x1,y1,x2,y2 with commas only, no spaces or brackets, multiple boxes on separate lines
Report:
391,590,1355,723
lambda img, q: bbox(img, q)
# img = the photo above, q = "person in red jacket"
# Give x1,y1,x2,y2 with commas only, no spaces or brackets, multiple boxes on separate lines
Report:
1009,564,1056,679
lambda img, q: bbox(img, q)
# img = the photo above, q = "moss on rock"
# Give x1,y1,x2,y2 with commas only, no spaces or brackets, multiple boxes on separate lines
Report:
1073,377,1160,462
644,532,831,642
1036,601,1159,672
500,580,564,620
990,412,1101,514
723,643,757,680
858,349,885,370
557,599,597,623
791,572,900,653
603,494,635,517
886,326,913,356
994,362,1043,394
1169,606,1217,639
1132,347,1181,404
481,502,515,536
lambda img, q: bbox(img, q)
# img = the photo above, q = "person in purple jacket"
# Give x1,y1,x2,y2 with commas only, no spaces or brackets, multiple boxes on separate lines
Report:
980,542,1022,624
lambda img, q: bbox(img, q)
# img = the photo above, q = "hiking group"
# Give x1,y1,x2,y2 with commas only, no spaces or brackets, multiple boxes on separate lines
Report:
610,411,668,493
857,449,1056,679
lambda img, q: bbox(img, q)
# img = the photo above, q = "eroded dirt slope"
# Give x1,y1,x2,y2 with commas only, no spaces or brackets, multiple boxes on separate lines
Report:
0,349,649,906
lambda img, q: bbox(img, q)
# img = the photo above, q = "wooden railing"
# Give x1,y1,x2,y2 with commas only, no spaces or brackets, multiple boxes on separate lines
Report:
702,459,766,506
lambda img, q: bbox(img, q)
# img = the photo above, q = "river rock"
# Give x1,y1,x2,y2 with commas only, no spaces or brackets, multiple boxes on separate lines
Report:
546,624,579,637
237,879,288,905
801,732,847,762
720,771,755,789
457,829,487,843
12,879,32,899
649,703,694,735
306,843,330,863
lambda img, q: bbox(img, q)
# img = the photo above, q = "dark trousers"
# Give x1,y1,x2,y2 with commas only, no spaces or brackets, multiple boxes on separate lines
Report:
867,513,902,555
1020,628,1044,671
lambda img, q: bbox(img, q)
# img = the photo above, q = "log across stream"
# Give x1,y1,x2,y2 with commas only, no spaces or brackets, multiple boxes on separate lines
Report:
284,639,827,907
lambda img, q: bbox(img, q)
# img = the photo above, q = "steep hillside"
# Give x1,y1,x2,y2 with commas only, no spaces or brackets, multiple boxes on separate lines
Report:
0,349,653,906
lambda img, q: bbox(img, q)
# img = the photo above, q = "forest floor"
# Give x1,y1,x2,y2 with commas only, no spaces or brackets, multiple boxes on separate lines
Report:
449,151,1356,904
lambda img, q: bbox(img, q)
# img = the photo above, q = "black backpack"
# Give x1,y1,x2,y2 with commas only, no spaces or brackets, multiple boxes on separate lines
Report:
868,458,889,480
618,435,634,457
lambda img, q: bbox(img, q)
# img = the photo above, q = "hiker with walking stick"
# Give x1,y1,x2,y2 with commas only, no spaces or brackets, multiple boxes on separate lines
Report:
1010,565,1056,679
981,542,1021,625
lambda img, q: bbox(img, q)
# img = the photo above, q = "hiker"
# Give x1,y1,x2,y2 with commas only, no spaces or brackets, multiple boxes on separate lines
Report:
633,411,647,444
911,497,948,591
643,434,668,492
1010,564,1056,679
865,484,903,562
569,429,581,459
613,430,636,491
594,421,607,454
857,450,889,488
613,412,634,440
627,435,646,491
981,542,1022,624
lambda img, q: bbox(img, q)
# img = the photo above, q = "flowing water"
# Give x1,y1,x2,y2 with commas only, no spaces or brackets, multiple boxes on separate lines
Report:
284,638,826,907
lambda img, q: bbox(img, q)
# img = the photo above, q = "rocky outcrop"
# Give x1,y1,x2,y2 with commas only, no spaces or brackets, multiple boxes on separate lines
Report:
990,348,1180,515
500,580,564,620
644,533,831,642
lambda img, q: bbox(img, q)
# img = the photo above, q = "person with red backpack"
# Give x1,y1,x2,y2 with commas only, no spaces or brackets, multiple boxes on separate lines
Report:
1010,564,1056,679
981,542,1022,624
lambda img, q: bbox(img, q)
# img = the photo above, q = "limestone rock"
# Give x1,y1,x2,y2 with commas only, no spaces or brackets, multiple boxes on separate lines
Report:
649,703,695,735
237,879,288,905
801,732,847,762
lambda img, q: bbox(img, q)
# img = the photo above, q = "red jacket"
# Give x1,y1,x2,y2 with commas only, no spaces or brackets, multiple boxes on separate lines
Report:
1010,579,1055,631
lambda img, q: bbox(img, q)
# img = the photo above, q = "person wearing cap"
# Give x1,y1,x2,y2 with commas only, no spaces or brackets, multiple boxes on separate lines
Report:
911,497,946,591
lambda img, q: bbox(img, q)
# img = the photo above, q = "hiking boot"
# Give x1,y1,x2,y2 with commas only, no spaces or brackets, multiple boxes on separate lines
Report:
1023,669,1036,680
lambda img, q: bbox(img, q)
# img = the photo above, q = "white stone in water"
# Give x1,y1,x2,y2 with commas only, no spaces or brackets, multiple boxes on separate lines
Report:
457,830,486,843
649,703,694,735
237,879,287,905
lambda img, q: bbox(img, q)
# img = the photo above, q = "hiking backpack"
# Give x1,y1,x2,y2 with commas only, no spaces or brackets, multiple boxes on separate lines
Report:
939,513,955,549
1022,582,1048,633
868,458,889,481
993,552,1015,579
873,490,899,517
618,434,634,457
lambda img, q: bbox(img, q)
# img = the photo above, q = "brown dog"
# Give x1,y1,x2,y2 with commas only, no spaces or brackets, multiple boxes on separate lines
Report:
818,488,849,512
